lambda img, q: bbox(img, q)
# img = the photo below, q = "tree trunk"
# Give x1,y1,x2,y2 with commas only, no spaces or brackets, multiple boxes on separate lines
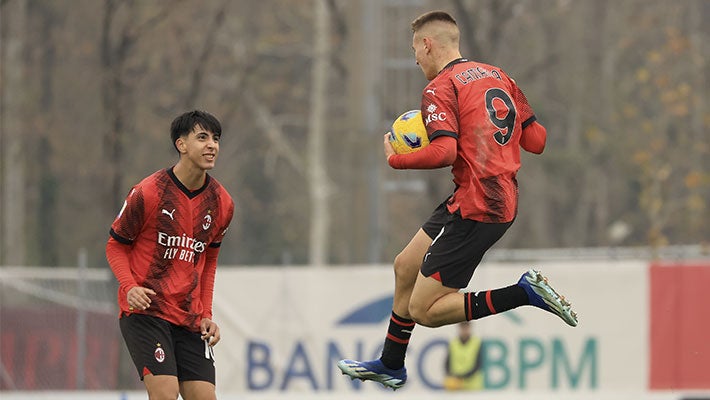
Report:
307,0,331,266
0,0,27,265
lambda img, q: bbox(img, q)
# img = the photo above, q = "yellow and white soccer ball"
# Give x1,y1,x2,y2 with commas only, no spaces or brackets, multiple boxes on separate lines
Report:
389,109,429,154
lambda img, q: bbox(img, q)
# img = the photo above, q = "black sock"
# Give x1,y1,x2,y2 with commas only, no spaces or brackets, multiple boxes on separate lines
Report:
464,285,528,320
380,311,414,370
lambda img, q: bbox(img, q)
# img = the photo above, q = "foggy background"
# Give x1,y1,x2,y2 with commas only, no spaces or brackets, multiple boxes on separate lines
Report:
1,0,708,268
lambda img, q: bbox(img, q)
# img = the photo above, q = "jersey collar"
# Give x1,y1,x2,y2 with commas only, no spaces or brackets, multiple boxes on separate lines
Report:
167,166,211,199
438,58,469,75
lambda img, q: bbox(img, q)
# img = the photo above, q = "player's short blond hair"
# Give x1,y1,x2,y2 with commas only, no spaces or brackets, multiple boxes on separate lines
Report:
411,10,459,48
411,10,457,33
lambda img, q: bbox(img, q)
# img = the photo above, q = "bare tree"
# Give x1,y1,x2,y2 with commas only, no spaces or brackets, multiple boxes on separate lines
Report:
100,0,176,207
182,0,229,109
307,0,332,265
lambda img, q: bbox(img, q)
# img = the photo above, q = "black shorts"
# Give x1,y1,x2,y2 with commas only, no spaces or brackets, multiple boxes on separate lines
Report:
119,313,216,384
421,201,513,289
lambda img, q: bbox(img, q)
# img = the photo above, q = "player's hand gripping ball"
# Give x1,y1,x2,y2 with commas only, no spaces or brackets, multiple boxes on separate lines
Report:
389,110,429,154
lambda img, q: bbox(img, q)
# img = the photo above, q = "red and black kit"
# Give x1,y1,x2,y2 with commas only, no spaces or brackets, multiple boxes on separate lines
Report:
107,167,234,331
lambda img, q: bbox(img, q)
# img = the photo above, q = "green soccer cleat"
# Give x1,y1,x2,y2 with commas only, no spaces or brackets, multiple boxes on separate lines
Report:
518,268,578,327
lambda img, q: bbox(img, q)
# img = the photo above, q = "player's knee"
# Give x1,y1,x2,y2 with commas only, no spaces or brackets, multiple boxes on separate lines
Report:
392,252,407,276
393,251,418,279
146,382,179,400
409,311,435,328
147,390,179,400
179,381,216,400
408,303,433,327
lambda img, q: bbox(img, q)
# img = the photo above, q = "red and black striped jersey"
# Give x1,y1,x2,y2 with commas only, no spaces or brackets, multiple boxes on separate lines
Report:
422,58,539,223
109,167,234,330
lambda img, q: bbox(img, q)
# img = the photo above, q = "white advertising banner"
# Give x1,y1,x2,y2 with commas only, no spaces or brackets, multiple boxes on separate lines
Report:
210,261,648,395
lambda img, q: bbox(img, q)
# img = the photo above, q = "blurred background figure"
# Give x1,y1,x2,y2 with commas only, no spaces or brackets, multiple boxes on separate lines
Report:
444,321,484,391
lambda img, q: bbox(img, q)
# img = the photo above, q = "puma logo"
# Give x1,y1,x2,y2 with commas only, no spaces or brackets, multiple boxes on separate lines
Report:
161,208,175,220
425,88,436,96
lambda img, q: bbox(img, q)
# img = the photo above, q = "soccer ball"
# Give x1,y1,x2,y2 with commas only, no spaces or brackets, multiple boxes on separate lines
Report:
389,109,429,154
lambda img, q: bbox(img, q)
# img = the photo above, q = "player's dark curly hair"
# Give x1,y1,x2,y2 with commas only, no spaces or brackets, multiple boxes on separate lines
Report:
170,110,222,152
411,10,457,32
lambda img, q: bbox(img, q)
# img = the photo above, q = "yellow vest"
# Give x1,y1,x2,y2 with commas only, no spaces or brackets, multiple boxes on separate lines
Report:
447,336,484,390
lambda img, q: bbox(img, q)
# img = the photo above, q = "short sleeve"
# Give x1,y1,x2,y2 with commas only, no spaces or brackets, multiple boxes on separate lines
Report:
109,185,147,244
508,77,537,128
421,79,460,140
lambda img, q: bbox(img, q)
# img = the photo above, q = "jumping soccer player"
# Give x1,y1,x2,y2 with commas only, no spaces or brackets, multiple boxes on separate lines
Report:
337,11,577,390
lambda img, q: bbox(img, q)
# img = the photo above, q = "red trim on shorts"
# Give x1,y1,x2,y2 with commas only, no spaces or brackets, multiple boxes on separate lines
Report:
485,290,497,314
386,333,410,344
142,366,152,377
431,271,442,282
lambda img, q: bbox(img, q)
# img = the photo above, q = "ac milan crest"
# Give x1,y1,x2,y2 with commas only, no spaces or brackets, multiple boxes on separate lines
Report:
154,343,166,363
